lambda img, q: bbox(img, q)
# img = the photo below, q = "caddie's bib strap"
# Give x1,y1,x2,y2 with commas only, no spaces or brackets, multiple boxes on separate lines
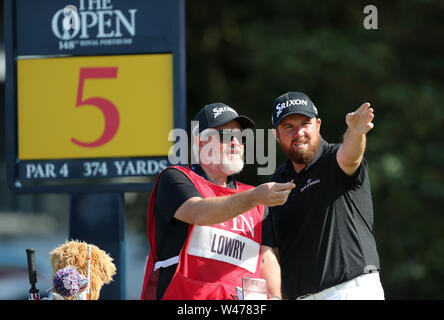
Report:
153,255,180,271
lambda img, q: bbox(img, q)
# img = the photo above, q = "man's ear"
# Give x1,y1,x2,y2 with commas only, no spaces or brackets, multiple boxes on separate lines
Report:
316,118,321,132
272,128,281,144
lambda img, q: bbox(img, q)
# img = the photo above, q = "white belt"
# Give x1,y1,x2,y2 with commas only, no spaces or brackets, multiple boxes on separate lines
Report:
296,272,381,300
153,255,180,271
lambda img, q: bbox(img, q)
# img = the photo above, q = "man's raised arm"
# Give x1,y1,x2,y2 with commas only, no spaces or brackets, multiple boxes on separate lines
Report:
337,102,375,176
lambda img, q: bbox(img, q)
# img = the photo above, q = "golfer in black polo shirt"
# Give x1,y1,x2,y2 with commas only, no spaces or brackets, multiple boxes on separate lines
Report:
261,92,385,300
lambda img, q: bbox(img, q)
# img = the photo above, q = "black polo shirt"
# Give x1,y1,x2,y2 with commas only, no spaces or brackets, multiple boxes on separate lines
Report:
265,138,380,299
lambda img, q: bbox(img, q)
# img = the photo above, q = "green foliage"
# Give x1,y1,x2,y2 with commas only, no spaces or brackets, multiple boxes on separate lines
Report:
184,0,444,299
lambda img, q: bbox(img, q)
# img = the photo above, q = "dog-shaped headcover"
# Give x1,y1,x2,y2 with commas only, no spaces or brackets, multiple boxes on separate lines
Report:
49,240,116,300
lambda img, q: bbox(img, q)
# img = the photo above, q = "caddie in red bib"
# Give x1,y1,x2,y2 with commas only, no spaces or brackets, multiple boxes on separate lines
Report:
140,102,295,300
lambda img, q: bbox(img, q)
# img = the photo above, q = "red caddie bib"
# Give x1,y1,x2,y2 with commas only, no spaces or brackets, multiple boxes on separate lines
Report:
140,165,265,300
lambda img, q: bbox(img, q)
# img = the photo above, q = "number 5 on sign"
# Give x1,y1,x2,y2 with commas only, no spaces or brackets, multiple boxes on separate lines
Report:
72,67,119,148
17,54,174,160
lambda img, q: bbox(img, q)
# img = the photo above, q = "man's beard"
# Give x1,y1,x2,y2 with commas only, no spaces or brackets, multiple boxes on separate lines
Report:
281,134,320,165
200,147,244,176
220,153,244,175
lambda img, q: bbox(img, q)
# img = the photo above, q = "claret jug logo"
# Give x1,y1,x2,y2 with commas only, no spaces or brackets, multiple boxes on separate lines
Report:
52,0,138,50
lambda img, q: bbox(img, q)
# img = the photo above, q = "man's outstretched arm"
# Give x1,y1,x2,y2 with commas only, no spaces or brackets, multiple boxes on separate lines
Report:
337,102,374,176
174,182,295,226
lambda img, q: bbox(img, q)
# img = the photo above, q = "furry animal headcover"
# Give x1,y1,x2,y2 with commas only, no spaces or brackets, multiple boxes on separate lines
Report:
49,240,116,300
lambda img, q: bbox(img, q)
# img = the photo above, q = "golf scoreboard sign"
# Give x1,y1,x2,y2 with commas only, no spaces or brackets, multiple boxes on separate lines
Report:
4,0,186,192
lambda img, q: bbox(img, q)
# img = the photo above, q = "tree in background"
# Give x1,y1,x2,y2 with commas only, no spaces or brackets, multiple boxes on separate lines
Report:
184,0,444,299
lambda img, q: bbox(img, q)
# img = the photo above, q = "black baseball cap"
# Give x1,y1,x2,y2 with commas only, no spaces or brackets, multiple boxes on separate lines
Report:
193,102,255,133
272,92,319,128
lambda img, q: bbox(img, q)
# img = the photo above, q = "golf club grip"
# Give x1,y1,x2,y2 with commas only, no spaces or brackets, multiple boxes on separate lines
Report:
26,248,37,286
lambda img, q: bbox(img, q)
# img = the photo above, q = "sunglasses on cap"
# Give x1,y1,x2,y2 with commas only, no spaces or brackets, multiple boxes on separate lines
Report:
200,129,247,145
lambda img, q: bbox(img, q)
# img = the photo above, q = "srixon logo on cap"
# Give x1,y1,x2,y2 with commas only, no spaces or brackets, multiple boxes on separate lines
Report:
213,106,237,119
275,99,308,117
